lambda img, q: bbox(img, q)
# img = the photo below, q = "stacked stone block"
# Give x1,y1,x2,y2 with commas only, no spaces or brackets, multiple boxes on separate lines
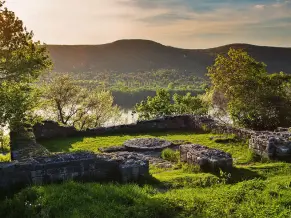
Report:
249,131,291,158
0,152,149,190
180,144,233,172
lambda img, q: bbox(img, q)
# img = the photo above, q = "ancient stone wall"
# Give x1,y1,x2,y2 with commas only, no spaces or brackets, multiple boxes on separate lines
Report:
33,115,196,140
33,116,291,160
0,152,149,191
33,115,258,141
249,130,291,158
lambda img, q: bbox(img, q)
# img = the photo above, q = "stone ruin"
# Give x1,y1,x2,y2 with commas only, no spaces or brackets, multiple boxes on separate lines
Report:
124,138,173,152
100,138,234,172
249,129,291,159
0,151,149,191
100,138,179,169
2,114,291,191
180,144,233,172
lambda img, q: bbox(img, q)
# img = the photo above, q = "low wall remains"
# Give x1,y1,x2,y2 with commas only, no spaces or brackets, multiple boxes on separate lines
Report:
249,130,291,158
3,115,290,191
32,115,291,159
33,115,196,140
33,115,257,141
0,151,149,191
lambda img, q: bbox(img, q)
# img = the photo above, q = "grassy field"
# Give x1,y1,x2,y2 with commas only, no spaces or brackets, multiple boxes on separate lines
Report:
1,132,291,218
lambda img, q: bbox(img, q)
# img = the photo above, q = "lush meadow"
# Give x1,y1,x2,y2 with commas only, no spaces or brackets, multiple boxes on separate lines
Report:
1,132,291,218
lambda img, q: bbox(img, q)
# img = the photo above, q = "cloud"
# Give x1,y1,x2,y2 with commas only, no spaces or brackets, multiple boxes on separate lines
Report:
4,0,291,48
254,4,266,9
138,12,193,24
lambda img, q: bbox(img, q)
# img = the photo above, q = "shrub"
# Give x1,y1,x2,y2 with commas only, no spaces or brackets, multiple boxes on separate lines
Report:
161,148,180,163
134,89,208,121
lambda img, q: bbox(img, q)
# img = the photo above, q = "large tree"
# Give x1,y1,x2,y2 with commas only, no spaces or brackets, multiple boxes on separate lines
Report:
0,1,52,131
207,48,291,130
43,74,121,130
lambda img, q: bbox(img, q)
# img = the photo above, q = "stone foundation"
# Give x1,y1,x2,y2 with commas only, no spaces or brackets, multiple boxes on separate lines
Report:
124,138,173,152
180,144,233,172
249,131,291,158
0,151,149,190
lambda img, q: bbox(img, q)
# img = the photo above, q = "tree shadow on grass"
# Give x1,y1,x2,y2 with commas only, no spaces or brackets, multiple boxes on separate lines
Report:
38,136,86,152
0,180,181,218
226,167,266,184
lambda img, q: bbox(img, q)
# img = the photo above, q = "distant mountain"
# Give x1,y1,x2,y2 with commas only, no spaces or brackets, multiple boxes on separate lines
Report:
47,39,291,76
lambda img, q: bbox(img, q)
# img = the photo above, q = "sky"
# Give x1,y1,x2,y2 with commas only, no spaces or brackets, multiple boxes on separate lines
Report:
4,0,291,48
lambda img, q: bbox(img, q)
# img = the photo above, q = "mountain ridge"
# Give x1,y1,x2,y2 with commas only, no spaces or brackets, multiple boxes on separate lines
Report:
47,39,291,76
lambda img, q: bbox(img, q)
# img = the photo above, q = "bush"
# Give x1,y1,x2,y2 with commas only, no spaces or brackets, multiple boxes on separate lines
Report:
134,89,208,121
161,148,180,163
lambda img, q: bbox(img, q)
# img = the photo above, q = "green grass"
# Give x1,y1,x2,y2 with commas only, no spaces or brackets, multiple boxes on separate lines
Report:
161,148,180,163
40,132,252,164
0,153,10,162
0,134,10,162
1,166,291,218
1,132,291,217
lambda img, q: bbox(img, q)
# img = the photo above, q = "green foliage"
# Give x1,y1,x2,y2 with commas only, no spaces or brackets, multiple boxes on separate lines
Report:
134,89,208,120
0,128,10,161
42,69,208,93
207,48,291,130
42,74,121,130
134,89,173,120
161,148,180,163
0,1,52,131
0,82,42,130
173,92,208,115
0,129,9,151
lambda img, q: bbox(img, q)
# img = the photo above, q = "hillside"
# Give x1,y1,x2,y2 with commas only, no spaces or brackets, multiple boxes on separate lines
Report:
47,39,291,76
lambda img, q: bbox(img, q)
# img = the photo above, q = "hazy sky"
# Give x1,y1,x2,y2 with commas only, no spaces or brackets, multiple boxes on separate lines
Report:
4,0,291,48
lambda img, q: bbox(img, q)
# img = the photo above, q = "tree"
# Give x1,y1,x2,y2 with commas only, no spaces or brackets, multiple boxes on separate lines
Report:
43,74,87,125
134,89,173,120
173,92,207,115
73,90,120,130
134,89,207,120
0,1,52,131
43,74,120,130
207,48,291,130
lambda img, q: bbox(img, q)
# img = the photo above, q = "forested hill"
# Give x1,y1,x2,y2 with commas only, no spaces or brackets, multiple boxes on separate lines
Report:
47,39,291,76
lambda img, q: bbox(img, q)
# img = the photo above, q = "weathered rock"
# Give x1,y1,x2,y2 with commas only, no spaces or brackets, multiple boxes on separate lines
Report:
113,151,174,167
124,138,173,152
180,144,233,172
99,146,127,153
249,133,291,159
171,140,192,146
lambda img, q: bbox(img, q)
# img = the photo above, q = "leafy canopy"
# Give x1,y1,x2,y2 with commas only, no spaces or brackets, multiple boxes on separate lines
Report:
134,89,207,120
207,48,291,130
42,74,120,130
0,1,52,130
